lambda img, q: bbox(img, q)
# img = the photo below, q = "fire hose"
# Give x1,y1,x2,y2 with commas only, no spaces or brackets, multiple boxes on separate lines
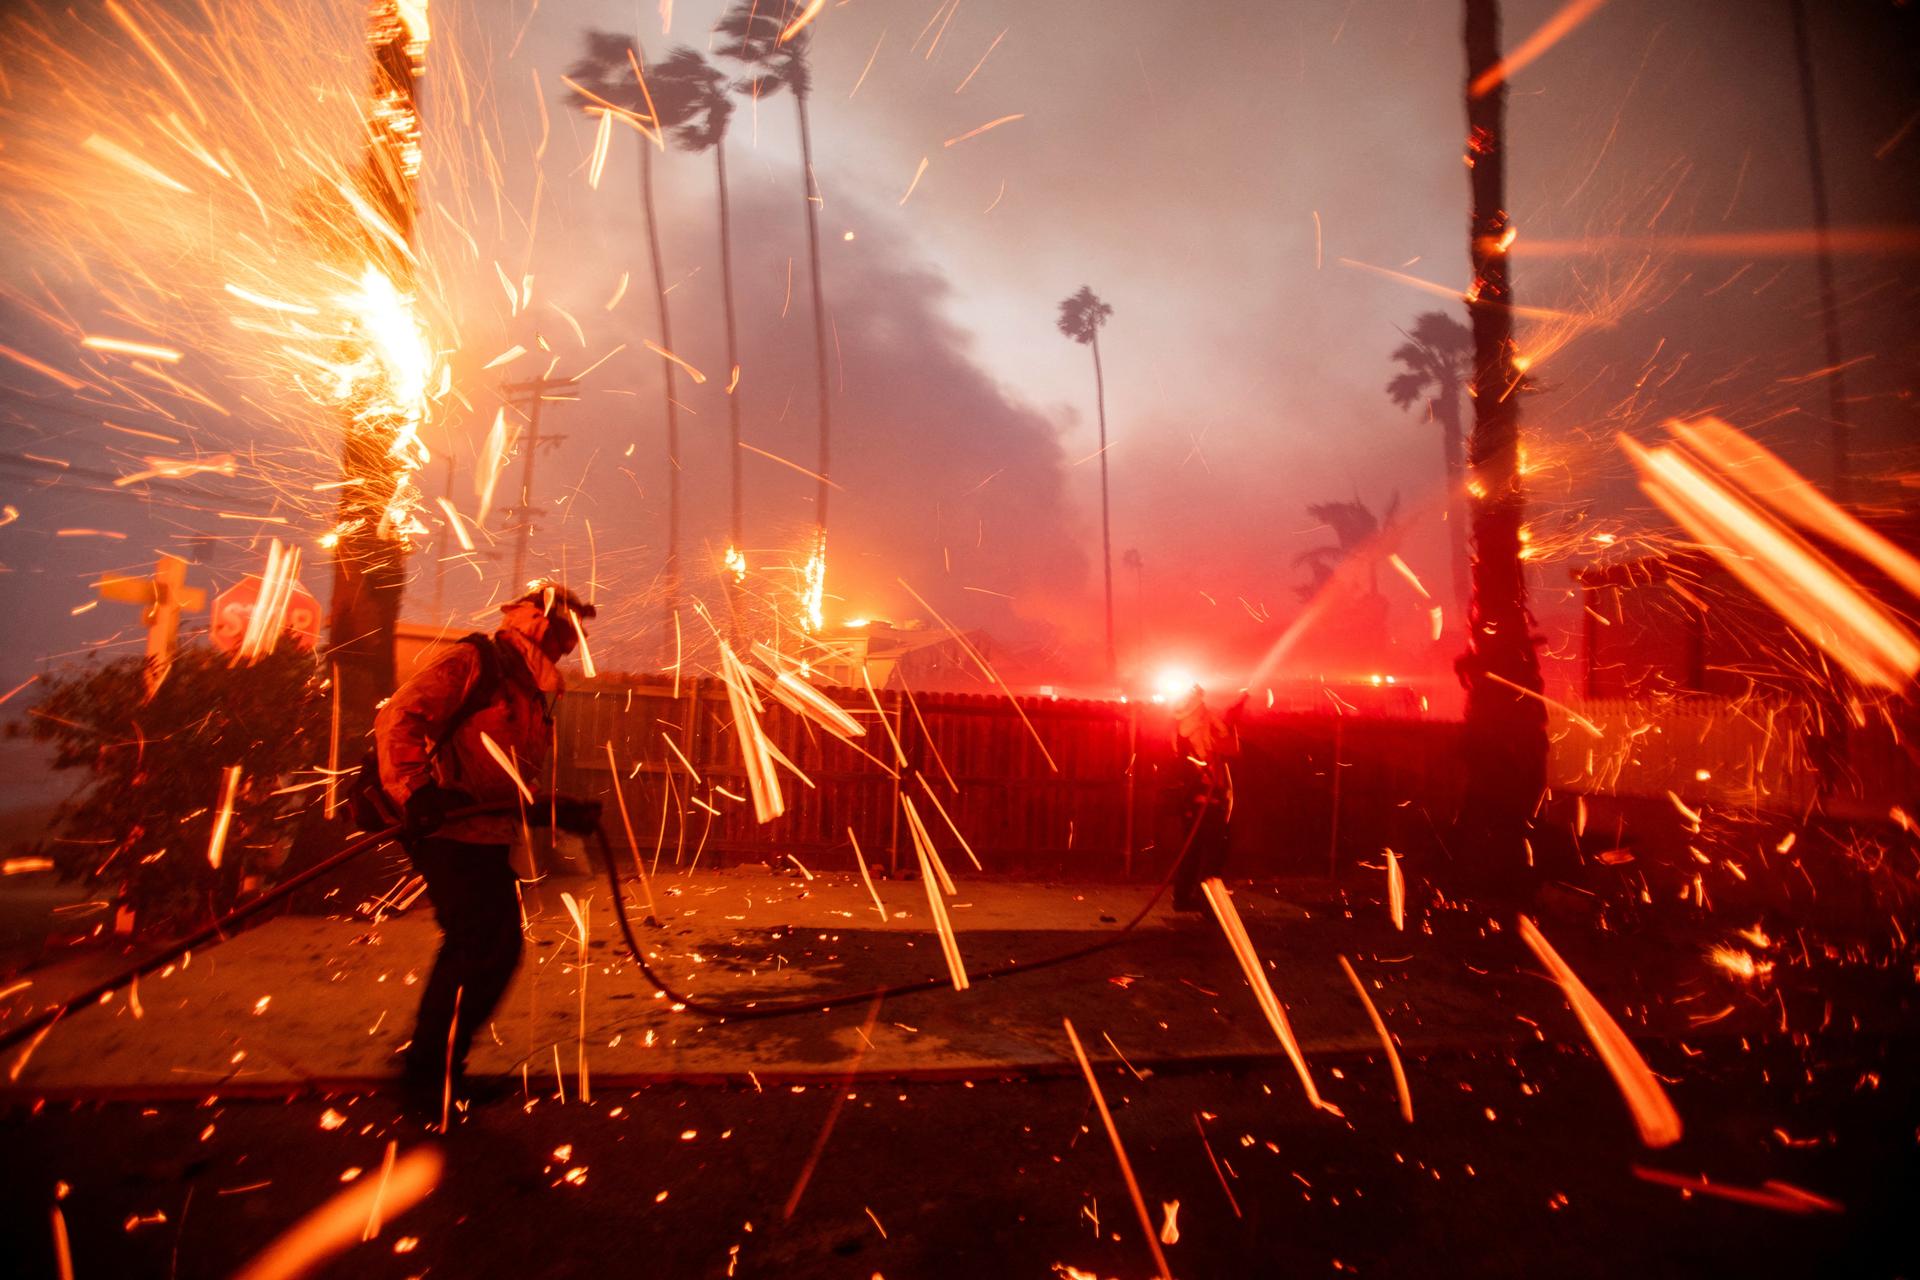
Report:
0,799,1208,1056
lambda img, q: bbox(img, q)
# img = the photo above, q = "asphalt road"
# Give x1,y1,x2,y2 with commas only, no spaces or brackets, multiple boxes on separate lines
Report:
3,1027,1913,1278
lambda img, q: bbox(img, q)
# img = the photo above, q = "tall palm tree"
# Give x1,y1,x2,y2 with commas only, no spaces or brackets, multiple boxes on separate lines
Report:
1460,0,1547,891
1057,285,1117,682
1386,311,1473,620
649,47,748,631
565,32,696,638
715,2,833,592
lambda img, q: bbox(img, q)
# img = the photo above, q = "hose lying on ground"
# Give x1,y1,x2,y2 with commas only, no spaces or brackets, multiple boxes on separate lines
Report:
588,806,1206,1023
0,800,1207,1056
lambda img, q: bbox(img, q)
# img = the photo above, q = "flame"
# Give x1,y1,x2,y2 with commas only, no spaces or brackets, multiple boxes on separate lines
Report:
0,0,448,562
802,536,828,634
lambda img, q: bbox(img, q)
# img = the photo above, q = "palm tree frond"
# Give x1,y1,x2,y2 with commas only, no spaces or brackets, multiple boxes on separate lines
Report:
1386,371,1428,409
1056,285,1110,344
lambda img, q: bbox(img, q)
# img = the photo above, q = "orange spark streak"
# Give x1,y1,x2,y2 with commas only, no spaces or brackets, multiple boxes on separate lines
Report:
559,891,591,1103
897,577,1059,772
768,668,867,739
901,795,958,896
586,108,614,189
0,343,91,390
1337,257,1581,322
849,30,885,99
80,335,183,362
1339,955,1413,1123
1201,878,1336,1114
1631,1166,1842,1214
623,48,665,151
1063,1017,1172,1280
942,114,1025,147
907,801,967,990
81,133,192,193
51,1205,73,1280
103,0,208,126
1386,553,1431,600
433,498,474,551
1518,914,1682,1148
1485,671,1605,737
478,732,535,804
1512,226,1920,258
641,338,707,383
779,0,828,43
232,1145,442,1280
1470,0,1608,98
848,828,889,924
716,640,785,823
1672,417,1920,602
898,155,930,206
1622,428,1920,690
235,539,302,663
1386,848,1405,930
954,28,1007,93
914,772,982,870
659,730,701,783
737,440,844,488
476,408,510,523
604,742,660,919
206,765,242,869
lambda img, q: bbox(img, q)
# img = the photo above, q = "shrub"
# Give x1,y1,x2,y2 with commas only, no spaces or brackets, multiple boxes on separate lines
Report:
9,643,326,937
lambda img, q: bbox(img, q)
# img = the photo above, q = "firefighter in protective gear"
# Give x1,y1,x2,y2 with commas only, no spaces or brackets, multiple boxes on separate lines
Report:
1169,685,1246,912
375,581,600,1106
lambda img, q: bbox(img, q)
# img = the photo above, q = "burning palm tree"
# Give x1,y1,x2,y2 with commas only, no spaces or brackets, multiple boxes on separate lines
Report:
1058,285,1117,682
326,0,434,733
1386,310,1473,620
1459,0,1548,890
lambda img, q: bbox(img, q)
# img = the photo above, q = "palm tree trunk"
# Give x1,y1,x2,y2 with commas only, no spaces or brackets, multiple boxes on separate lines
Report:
1460,0,1547,891
1434,381,1470,620
1092,330,1116,683
715,138,746,638
328,1,420,739
795,90,833,555
640,136,682,636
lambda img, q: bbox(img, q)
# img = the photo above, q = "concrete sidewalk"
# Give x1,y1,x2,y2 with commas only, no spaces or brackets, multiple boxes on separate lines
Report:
0,867,1777,1099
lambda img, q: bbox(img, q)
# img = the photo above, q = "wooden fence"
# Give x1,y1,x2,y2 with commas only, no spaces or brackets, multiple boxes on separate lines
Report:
552,674,1920,879
553,676,1465,879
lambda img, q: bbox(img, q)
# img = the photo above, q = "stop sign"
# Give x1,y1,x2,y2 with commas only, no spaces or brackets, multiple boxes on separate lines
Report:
210,574,322,653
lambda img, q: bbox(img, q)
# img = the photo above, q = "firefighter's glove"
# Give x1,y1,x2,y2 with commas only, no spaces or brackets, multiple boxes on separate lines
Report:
552,796,604,836
403,784,473,837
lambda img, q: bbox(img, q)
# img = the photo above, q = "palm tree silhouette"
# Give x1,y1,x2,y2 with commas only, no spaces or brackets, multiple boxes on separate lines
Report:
716,2,834,584
1294,496,1398,602
1057,285,1117,682
649,47,749,631
1386,311,1473,619
565,31,698,636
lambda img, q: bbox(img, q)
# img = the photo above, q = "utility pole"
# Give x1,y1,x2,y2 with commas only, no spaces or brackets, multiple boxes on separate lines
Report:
501,374,577,589
1786,0,1853,502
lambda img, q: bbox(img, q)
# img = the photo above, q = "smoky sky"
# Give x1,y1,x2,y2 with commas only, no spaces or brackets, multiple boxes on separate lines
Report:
2,0,1918,695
